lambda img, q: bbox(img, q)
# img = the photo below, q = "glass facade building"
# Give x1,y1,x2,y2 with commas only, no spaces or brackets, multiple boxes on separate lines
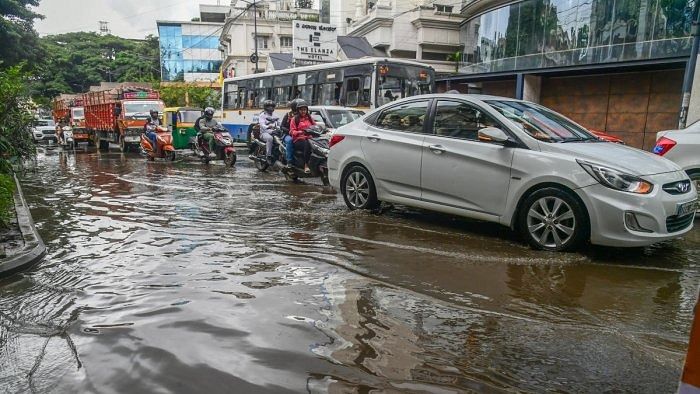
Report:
158,23,223,82
460,0,696,74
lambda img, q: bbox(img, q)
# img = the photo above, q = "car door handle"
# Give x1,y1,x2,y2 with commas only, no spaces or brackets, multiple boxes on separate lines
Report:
367,134,381,142
428,144,446,154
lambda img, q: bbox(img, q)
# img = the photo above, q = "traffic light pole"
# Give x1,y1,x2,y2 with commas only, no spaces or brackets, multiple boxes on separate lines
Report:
253,0,259,74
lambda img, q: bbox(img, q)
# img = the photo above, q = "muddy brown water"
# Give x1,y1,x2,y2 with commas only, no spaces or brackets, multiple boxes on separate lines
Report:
0,148,698,393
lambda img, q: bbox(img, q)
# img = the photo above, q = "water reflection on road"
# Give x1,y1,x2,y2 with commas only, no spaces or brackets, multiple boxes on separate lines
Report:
0,148,698,393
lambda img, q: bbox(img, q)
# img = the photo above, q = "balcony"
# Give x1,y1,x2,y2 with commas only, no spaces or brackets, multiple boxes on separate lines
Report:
230,8,319,22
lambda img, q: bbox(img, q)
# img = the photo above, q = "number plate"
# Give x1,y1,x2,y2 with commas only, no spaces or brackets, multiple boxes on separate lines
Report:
125,136,140,143
677,200,698,216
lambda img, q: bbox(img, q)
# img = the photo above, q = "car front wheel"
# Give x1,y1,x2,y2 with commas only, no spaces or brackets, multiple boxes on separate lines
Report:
341,165,379,210
518,187,588,252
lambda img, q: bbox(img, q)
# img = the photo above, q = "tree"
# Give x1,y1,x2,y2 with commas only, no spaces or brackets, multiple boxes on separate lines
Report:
446,51,462,73
0,66,36,173
157,83,221,109
29,32,161,106
0,0,44,69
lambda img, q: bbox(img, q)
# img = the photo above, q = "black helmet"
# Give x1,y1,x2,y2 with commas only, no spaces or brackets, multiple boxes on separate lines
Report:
296,99,309,110
263,99,276,111
150,109,159,117
204,107,215,120
289,99,300,112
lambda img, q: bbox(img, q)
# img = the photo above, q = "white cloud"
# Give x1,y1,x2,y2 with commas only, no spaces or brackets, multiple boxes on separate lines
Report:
35,0,219,39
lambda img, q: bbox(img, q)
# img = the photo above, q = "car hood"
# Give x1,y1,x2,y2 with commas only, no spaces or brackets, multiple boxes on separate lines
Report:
542,141,681,176
34,127,55,132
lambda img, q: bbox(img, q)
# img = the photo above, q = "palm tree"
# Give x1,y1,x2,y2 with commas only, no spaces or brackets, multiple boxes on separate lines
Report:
446,51,462,73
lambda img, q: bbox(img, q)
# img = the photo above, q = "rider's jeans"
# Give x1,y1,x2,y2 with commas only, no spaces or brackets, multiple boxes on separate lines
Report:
202,132,215,153
261,132,274,157
147,131,157,150
284,135,294,164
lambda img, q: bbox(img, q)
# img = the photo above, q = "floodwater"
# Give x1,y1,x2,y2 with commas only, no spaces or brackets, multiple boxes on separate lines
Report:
1,148,698,393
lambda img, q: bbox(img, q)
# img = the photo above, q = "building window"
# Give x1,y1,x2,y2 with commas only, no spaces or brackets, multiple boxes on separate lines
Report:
256,36,269,49
434,4,453,13
280,36,292,48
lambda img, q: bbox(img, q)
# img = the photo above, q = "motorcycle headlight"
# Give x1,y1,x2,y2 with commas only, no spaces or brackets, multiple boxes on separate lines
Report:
577,160,653,194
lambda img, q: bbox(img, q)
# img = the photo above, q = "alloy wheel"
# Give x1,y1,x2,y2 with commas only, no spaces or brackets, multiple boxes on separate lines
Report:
345,171,370,208
526,196,576,249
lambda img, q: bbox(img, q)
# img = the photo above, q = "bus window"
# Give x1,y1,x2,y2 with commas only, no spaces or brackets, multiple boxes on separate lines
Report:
378,76,402,106
318,82,342,106
297,85,314,103
377,65,434,106
345,78,361,107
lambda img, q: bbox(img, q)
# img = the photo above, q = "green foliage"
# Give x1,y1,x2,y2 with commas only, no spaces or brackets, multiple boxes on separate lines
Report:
30,32,161,105
446,51,462,73
0,66,37,174
157,83,222,109
0,0,43,69
0,174,15,228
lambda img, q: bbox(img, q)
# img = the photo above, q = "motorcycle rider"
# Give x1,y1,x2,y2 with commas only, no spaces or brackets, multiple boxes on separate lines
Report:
281,99,299,169
258,99,280,165
196,107,220,157
144,109,161,154
290,99,316,174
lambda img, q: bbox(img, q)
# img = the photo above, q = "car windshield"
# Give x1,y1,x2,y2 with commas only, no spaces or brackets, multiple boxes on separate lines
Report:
72,108,85,119
179,110,201,123
326,110,364,128
36,119,55,127
123,101,164,117
486,100,596,143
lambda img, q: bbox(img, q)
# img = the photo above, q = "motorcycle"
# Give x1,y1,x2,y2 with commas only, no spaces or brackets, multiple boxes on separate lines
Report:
140,124,176,161
59,126,75,151
251,123,330,186
249,117,283,172
190,124,236,166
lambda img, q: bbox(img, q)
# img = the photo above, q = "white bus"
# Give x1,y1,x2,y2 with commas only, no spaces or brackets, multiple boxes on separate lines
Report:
221,57,436,141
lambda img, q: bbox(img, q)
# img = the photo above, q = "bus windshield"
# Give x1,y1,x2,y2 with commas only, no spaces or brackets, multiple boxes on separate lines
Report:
377,65,434,107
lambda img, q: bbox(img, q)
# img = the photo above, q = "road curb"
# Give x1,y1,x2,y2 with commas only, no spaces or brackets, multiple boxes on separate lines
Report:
0,175,46,278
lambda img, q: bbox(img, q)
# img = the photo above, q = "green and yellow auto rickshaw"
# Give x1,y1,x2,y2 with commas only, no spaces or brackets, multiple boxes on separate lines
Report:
163,107,201,150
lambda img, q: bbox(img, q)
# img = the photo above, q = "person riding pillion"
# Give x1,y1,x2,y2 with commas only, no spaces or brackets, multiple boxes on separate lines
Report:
258,99,280,165
290,99,316,174
144,109,161,153
196,107,221,156
281,99,299,168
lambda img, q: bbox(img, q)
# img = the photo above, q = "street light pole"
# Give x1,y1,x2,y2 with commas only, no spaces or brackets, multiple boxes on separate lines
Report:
253,0,259,74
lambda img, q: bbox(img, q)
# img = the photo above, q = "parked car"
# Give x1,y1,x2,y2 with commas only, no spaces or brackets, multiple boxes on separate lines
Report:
309,106,365,131
328,94,696,252
589,129,625,144
32,119,57,143
653,120,700,198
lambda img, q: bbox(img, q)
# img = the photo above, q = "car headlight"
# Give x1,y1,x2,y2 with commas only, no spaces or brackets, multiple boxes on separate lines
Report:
577,160,653,194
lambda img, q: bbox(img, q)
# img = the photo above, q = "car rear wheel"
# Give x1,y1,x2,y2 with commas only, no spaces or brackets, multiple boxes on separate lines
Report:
341,166,379,210
518,187,588,252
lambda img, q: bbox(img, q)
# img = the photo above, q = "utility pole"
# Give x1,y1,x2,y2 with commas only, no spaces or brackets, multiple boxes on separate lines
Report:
253,0,259,73
680,1,700,128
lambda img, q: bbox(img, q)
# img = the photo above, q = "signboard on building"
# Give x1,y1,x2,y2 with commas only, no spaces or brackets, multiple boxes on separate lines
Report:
292,20,337,63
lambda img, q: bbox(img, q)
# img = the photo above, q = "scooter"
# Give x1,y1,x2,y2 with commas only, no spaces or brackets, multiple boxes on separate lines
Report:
190,124,236,166
59,126,75,151
250,121,330,185
140,124,176,161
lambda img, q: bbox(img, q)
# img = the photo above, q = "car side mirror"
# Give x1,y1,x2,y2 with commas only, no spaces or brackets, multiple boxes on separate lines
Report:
478,127,515,146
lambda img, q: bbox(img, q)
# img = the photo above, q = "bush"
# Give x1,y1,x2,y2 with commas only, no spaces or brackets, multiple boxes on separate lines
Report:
0,65,36,173
0,174,15,227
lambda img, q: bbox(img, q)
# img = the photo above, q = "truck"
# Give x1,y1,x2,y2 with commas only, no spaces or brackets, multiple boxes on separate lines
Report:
83,85,165,152
52,94,91,145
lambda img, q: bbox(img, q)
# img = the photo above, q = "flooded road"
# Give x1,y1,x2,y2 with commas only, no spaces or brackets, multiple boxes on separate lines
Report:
1,148,698,393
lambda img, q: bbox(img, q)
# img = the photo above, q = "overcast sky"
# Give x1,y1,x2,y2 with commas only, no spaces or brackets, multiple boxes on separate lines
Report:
34,0,226,39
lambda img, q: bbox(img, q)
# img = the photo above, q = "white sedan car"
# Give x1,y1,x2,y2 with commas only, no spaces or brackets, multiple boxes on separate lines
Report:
654,120,700,193
328,94,697,251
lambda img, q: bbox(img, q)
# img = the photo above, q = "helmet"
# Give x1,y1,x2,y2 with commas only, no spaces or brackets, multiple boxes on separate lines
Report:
289,99,300,112
204,107,215,120
150,109,159,118
262,99,276,111
296,99,309,110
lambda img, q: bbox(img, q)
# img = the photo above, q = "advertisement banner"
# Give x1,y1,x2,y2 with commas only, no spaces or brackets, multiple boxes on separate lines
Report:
292,20,337,63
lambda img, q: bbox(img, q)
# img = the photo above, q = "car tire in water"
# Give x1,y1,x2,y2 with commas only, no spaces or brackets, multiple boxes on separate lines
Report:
341,165,379,210
518,187,588,252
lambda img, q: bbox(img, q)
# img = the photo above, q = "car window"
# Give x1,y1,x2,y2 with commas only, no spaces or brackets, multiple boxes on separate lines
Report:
433,100,500,141
375,100,430,133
